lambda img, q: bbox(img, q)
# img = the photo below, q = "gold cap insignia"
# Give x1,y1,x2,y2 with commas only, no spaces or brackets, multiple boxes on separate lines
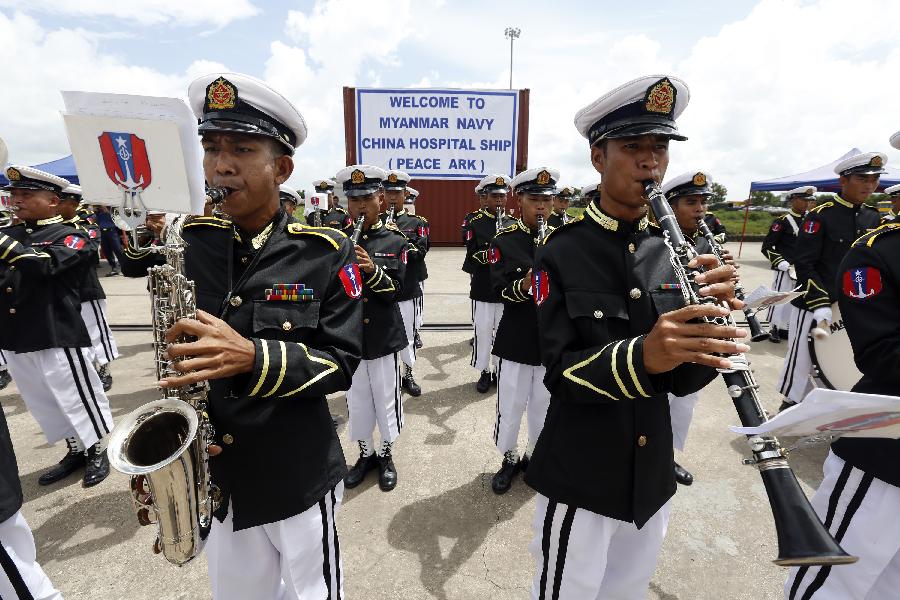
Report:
6,167,20,181
692,172,707,186
561,187,571,195
870,155,884,167
645,78,675,115
387,173,398,183
536,170,551,185
495,177,505,186
350,169,366,184
206,77,237,111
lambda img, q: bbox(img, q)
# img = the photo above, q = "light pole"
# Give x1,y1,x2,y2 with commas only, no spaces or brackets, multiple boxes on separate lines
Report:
504,27,521,90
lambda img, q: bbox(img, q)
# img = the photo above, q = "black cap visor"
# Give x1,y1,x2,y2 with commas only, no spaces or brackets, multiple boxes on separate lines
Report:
199,117,295,155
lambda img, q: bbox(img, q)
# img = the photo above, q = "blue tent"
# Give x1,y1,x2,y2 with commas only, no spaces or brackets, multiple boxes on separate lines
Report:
750,148,900,193
0,154,78,186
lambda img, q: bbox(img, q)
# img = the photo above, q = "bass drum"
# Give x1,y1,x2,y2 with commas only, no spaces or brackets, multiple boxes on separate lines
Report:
808,303,863,391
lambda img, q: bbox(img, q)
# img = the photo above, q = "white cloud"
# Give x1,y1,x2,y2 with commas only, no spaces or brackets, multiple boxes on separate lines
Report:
0,0,258,27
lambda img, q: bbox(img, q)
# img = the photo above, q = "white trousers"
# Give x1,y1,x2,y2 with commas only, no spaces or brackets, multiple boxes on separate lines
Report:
5,347,112,448
79,299,119,366
785,452,900,600
493,359,551,456
0,348,7,368
470,301,503,372
207,485,344,600
530,495,671,600
765,270,795,330
669,392,700,452
777,306,816,404
0,510,63,600
414,283,424,330
398,299,417,369
347,353,403,444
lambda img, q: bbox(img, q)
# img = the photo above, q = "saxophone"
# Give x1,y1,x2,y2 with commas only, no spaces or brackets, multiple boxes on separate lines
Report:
107,204,222,566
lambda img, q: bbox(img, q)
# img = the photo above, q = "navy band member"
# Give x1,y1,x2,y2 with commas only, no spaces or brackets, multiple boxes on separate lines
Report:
0,397,63,599
311,179,351,229
407,186,427,350
777,153,883,410
525,75,744,599
465,174,516,392
278,184,300,217
58,184,119,391
339,165,410,493
547,185,574,228
881,183,900,225
461,181,490,243
761,186,814,343
785,222,900,599
126,72,362,599
1,166,113,488
487,167,557,495
380,170,428,397
702,211,726,244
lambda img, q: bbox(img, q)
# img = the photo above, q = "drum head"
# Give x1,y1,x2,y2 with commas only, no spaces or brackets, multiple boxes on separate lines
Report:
809,304,863,391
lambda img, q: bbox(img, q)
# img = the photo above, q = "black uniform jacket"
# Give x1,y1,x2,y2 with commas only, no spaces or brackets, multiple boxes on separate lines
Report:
63,215,106,301
833,223,900,487
761,210,803,269
524,201,717,528
342,219,409,360
489,221,549,366
0,405,22,523
121,210,362,530
792,197,881,311
547,210,570,229
464,208,515,301
703,212,727,244
318,206,352,230
460,208,482,245
0,216,93,352
381,209,429,301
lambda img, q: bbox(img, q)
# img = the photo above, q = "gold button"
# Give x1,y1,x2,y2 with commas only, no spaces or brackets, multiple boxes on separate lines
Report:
629,288,642,300
8,266,14,271
25,228,32,234
8,308,15,314
282,321,292,331
628,243,636,253
363,318,370,324
363,235,368,240
229,296,242,307
222,434,234,445
593,310,604,319
362,298,368,303
241,256,249,264
637,435,647,447
5,287,11,293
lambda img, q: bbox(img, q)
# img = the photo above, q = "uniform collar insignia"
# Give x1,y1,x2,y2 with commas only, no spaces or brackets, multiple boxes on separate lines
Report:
585,201,648,233
206,77,237,111
36,215,63,226
516,218,531,233
833,194,853,208
788,210,802,217
368,219,383,231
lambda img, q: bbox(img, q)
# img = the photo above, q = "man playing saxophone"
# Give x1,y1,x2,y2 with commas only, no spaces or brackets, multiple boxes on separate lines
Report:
120,72,362,599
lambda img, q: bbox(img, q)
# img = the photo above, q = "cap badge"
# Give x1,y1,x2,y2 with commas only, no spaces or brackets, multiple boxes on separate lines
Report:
495,176,505,186
536,170,551,185
6,167,20,181
561,187,570,195
692,172,707,186
206,77,237,111
870,155,884,168
350,169,365,184
387,173,398,183
644,78,675,115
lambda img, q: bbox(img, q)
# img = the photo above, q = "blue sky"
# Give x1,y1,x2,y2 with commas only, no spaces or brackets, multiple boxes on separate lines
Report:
1,0,899,199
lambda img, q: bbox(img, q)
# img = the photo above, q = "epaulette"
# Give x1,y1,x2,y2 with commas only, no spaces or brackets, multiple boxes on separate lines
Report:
808,202,833,214
469,212,484,221
412,214,428,223
286,222,346,250
541,215,584,244
495,223,519,237
183,216,232,230
853,222,900,248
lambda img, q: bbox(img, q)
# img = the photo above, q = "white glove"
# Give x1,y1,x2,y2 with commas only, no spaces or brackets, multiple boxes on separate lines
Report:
812,307,833,324
777,261,791,272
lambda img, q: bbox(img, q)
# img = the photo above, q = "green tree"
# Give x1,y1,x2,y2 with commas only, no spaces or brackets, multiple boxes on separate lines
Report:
709,182,728,205
749,190,778,206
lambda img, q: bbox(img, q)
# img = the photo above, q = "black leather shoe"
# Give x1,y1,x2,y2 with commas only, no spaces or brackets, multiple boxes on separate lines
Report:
768,327,781,343
97,364,113,392
39,440,86,485
520,454,529,473
490,371,497,387
0,369,11,391
378,455,398,491
344,453,378,488
674,461,693,486
83,444,110,487
491,453,520,495
476,370,492,393
779,328,789,339
414,332,423,349
402,366,422,397
779,400,797,413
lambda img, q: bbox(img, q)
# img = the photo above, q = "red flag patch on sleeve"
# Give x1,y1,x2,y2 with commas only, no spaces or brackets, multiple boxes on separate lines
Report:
771,222,782,232
803,220,820,234
843,266,882,299
488,247,501,264
466,229,473,241
63,235,86,250
532,270,550,306
339,263,363,299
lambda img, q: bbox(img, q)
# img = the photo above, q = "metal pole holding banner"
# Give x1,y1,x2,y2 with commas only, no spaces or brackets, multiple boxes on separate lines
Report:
505,27,520,90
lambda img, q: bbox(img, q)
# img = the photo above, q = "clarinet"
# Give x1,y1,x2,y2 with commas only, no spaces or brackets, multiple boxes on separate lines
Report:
696,217,769,342
385,205,396,226
350,215,365,245
495,203,503,235
536,214,548,244
644,180,855,567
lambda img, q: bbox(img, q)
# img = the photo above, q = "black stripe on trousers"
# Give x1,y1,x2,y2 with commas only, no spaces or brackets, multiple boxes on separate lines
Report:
780,308,805,397
75,348,110,434
92,300,115,363
471,302,479,367
62,348,102,440
393,353,402,432
493,359,503,445
552,506,577,599
538,500,557,600
788,461,859,600
88,301,112,363
0,534,36,600
318,498,332,598
330,489,342,600
766,271,784,322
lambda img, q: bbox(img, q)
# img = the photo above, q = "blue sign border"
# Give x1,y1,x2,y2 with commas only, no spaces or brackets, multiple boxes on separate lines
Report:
355,88,518,179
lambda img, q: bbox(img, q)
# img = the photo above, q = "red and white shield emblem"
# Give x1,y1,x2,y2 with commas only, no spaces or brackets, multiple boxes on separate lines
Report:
63,235,86,250
532,270,550,306
339,263,363,299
